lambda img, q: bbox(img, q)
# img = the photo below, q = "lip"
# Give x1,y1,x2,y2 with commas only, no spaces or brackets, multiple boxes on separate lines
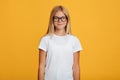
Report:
57,24,63,25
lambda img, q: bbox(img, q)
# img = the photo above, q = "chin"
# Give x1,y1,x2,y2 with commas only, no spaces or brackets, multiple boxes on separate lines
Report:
57,25,65,27
57,26,65,29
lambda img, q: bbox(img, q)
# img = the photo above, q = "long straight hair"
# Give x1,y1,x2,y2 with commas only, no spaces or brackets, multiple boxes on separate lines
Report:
45,5,72,36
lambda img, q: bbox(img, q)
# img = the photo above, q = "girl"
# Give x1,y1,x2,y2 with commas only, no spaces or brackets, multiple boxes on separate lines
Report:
38,5,83,80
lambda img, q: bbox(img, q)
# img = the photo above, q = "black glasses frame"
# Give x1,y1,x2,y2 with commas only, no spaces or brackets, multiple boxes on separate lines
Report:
53,16,68,22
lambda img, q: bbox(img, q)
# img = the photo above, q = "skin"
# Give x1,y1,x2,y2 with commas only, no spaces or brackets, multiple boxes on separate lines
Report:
38,11,80,80
53,11,67,36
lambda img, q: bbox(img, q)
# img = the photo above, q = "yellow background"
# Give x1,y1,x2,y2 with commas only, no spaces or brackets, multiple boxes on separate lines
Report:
0,0,120,80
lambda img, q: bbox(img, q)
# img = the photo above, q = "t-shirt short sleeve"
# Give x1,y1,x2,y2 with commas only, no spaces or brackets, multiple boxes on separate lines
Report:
38,37,48,52
72,36,83,53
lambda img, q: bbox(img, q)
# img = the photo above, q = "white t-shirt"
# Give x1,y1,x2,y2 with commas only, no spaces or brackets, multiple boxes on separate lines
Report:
38,33,83,80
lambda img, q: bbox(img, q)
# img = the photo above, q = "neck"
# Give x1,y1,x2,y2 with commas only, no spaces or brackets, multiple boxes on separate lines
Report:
54,29,66,36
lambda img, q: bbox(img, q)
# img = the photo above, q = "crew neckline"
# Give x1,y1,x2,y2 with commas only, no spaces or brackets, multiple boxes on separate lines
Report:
53,33,68,37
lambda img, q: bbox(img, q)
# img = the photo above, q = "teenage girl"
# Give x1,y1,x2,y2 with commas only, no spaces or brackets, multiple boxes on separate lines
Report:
38,5,83,80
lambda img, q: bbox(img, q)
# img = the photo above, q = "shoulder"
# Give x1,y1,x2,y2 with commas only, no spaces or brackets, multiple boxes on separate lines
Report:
68,34,79,41
40,34,51,40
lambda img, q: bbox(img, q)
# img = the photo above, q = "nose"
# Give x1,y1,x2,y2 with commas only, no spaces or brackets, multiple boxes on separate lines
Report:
58,19,62,22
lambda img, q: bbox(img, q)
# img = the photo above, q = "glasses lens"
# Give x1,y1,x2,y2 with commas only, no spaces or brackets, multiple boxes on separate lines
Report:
53,17,58,21
61,17,66,22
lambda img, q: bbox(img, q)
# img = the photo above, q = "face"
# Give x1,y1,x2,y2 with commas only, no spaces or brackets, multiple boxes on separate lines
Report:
53,11,67,30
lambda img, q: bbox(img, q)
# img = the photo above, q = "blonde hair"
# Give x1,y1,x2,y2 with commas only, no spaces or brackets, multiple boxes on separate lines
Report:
45,5,72,36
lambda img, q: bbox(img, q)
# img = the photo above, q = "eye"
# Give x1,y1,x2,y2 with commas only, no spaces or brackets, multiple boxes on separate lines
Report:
61,16,66,19
54,16,59,19
61,16,67,21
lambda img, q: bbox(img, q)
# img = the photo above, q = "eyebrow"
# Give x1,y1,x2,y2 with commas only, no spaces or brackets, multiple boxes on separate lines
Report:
54,16,66,17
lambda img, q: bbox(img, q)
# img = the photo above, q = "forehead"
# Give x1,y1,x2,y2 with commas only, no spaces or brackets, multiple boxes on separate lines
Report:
54,11,65,17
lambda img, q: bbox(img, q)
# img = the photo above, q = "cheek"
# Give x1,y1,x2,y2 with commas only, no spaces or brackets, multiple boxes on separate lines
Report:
64,22,67,26
53,22,57,26
61,21,67,25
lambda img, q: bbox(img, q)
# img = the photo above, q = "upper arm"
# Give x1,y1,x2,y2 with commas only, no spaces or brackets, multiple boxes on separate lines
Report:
72,36,83,53
38,37,48,53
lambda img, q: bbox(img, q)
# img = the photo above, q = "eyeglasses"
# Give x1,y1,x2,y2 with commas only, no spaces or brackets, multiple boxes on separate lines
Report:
53,16,67,22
